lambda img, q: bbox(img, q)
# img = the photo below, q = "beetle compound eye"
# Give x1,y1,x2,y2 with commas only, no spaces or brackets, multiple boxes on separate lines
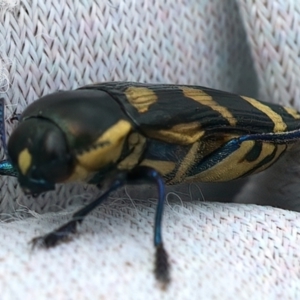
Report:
7,117,74,194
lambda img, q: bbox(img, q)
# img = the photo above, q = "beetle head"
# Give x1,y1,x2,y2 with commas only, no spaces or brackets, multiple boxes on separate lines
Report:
7,118,74,195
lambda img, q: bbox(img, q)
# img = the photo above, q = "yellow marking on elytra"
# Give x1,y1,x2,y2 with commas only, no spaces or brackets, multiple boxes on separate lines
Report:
169,142,199,184
75,120,132,172
145,122,205,145
186,141,278,182
125,87,158,113
18,148,32,175
253,144,287,174
118,133,147,170
140,159,176,176
284,107,300,119
241,96,287,132
181,87,237,126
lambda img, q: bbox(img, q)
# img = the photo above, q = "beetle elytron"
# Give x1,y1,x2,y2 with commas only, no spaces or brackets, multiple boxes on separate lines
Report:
1,82,300,286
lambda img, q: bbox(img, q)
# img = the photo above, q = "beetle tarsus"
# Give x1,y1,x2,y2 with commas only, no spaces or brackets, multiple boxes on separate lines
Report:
155,243,170,289
31,220,77,249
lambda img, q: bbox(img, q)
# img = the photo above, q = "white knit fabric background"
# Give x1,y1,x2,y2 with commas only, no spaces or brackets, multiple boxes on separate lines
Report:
1,1,300,299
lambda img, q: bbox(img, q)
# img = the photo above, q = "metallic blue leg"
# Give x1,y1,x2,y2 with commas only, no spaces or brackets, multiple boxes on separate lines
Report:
126,166,169,286
31,173,127,248
31,166,170,285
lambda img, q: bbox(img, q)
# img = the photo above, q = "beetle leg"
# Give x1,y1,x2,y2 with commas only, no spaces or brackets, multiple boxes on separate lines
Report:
125,166,170,286
30,172,127,248
30,166,169,285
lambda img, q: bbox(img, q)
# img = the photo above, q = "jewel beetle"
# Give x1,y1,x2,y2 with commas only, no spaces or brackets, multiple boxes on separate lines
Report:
1,81,300,286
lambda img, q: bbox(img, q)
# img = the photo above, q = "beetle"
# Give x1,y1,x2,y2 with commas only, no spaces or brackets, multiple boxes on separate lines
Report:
1,81,300,286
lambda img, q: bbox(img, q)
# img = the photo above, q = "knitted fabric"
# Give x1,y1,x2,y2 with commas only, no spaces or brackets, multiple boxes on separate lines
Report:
0,1,300,299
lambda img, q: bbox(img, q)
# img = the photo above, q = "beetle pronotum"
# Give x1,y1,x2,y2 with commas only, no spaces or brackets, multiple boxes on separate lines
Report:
1,82,300,286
